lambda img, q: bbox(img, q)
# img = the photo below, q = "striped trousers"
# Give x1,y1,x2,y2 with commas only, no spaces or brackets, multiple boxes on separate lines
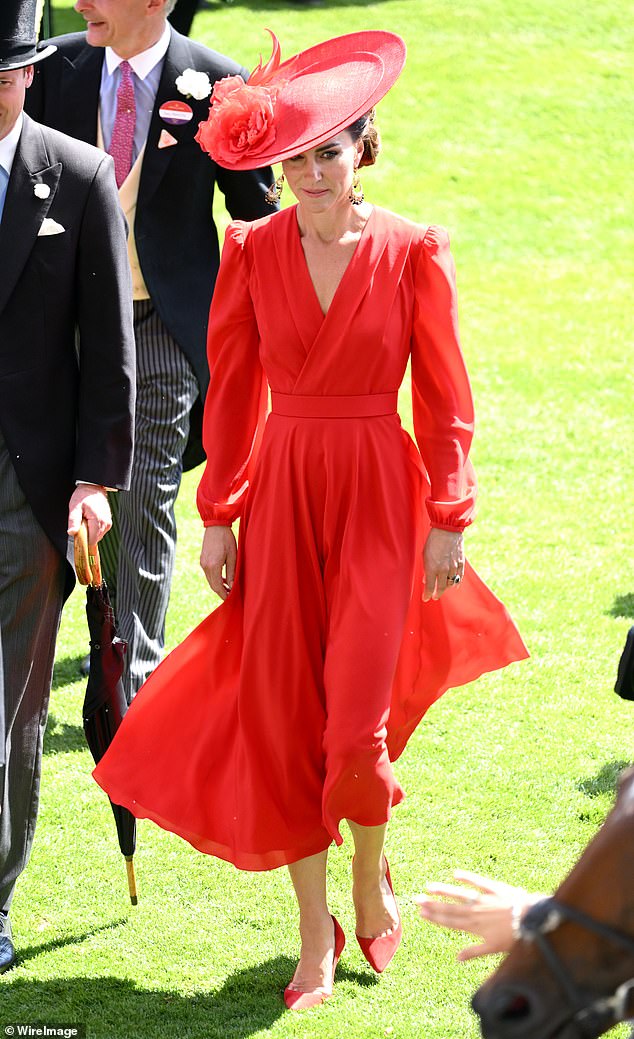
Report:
0,430,65,915
99,300,198,702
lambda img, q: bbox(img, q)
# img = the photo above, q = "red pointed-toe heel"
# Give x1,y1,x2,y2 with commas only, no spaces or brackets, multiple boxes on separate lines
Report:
284,915,346,1011
355,859,402,973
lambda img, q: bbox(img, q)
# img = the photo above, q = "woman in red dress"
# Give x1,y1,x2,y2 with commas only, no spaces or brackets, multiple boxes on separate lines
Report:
95,30,528,1009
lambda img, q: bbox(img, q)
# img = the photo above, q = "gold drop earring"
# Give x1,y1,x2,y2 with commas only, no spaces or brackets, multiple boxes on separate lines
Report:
265,174,284,205
349,167,364,205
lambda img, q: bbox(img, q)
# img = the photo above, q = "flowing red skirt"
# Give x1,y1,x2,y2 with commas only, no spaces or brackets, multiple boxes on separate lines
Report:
94,414,528,870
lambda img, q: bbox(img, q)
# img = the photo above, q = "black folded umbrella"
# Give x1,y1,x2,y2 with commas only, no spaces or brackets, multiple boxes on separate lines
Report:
76,524,138,904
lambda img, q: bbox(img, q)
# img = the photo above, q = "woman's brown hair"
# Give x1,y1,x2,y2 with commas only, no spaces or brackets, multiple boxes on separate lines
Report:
346,109,380,167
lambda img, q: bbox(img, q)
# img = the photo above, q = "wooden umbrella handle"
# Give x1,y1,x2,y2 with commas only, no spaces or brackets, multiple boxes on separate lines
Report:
125,855,138,905
73,519,102,586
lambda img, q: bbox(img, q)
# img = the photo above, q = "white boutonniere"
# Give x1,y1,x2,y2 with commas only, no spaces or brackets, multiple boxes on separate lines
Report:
176,68,212,101
34,183,51,200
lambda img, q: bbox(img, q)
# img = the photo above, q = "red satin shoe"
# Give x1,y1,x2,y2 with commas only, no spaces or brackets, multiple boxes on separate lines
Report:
355,859,402,973
284,915,346,1011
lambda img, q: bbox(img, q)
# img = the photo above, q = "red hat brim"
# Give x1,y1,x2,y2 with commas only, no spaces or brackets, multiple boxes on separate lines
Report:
200,31,406,171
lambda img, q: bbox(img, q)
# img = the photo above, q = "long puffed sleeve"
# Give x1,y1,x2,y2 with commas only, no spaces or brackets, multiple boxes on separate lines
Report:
196,223,268,526
411,225,477,532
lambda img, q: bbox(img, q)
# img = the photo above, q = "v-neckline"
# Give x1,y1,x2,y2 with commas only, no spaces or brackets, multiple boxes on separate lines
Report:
293,204,376,320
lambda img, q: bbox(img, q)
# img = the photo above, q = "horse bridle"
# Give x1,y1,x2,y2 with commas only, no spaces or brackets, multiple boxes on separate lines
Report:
518,897,634,1037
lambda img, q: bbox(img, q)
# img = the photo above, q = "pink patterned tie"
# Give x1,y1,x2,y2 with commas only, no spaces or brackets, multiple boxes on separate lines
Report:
109,60,136,188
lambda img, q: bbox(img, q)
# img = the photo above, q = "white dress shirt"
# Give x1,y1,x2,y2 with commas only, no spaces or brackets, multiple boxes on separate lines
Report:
0,112,24,179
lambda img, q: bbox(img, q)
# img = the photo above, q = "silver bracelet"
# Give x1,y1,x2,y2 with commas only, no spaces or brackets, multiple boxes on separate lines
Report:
511,899,525,941
511,892,544,941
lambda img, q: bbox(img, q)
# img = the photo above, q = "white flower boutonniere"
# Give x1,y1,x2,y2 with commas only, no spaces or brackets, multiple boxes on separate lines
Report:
176,68,212,101
34,183,51,200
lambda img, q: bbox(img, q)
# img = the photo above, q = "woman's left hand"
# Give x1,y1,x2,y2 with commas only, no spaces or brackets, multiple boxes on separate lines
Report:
423,528,464,601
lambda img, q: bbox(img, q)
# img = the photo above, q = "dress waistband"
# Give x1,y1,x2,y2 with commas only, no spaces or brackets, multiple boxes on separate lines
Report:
270,392,398,419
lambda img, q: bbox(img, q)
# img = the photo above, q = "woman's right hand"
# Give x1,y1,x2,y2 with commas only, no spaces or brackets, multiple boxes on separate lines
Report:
200,525,237,600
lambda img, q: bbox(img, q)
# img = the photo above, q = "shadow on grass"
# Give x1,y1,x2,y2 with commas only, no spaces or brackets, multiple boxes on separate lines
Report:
52,654,85,691
607,593,634,619
0,955,375,1038
9,919,128,969
576,759,632,798
44,713,85,755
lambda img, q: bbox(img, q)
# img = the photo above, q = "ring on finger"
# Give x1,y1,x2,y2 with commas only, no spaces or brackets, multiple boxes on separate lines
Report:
447,573,462,586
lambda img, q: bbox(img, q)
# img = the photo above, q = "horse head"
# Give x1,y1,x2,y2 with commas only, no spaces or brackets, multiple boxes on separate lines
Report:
473,767,634,1039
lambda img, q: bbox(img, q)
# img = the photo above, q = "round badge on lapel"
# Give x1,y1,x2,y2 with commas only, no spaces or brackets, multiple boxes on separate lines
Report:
159,100,194,125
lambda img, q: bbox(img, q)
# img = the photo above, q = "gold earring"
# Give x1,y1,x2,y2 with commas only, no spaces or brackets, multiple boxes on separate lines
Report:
265,174,284,205
349,167,364,205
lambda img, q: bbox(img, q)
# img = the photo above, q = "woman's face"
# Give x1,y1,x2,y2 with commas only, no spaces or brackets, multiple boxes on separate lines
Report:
282,131,364,213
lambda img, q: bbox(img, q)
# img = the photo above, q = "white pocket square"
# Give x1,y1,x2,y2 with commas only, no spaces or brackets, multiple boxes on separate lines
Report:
38,217,65,237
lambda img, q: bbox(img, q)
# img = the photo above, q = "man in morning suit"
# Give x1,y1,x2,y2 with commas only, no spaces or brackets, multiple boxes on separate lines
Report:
0,0,135,972
26,0,274,702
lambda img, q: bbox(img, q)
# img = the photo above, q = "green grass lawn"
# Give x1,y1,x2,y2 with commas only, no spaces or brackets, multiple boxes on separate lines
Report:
3,1,632,1037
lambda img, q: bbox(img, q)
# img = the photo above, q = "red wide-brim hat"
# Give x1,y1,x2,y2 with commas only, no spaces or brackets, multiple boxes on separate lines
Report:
196,30,406,171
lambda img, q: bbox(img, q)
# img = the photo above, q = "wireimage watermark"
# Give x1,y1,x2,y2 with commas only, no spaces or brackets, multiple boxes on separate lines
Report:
3,1027,85,1038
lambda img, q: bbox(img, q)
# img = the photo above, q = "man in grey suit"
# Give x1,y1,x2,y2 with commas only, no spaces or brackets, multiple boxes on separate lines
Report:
0,0,135,971
27,0,274,702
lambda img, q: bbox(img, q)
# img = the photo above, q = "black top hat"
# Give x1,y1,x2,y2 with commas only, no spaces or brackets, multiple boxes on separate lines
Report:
0,0,56,72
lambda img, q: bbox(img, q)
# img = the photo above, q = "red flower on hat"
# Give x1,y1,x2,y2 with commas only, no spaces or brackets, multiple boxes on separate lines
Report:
196,79,278,164
196,32,288,166
196,78,278,165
